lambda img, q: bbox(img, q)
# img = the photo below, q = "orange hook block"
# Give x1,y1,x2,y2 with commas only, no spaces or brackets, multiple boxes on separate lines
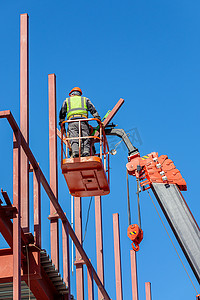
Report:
127,224,143,252
196,295,200,300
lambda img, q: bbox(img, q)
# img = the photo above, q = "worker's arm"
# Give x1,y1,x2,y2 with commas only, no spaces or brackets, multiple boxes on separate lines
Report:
86,98,101,120
59,100,67,127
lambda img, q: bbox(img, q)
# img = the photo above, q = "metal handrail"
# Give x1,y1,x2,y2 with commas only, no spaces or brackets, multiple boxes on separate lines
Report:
60,117,110,177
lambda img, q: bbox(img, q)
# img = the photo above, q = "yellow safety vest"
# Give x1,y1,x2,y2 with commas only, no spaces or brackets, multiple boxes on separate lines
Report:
65,96,88,119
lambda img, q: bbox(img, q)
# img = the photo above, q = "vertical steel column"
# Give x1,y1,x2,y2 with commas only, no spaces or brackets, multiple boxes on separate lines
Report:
145,282,152,300
95,196,105,300
33,169,41,247
113,213,123,300
130,250,139,300
87,267,94,300
48,73,59,271
13,131,21,299
74,197,84,300
62,221,71,300
20,13,29,232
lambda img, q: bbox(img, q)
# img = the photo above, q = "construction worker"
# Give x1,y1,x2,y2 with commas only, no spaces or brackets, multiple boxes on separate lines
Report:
59,87,101,157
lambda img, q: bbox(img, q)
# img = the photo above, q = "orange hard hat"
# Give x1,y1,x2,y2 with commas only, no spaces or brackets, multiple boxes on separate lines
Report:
69,87,82,96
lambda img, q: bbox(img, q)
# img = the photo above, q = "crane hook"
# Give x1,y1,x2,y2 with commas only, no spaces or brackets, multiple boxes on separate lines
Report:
127,224,143,252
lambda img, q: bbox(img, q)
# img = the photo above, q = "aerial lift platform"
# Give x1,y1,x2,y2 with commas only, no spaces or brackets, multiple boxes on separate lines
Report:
59,99,124,197
60,118,110,197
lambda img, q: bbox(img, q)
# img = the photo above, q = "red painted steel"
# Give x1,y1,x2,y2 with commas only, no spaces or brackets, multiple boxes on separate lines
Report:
13,131,21,300
33,169,41,247
0,249,40,282
145,282,152,300
103,98,124,128
0,208,14,247
62,221,71,300
0,110,111,300
130,250,139,300
94,98,125,138
113,213,123,300
87,267,94,300
48,73,59,271
20,13,29,233
28,265,59,300
1,190,12,206
74,197,85,300
95,196,105,300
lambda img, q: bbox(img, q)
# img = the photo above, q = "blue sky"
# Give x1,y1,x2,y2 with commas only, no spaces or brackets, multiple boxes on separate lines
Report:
0,0,200,299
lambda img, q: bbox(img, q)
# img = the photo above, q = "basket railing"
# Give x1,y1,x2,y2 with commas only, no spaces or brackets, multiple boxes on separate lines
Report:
61,117,110,181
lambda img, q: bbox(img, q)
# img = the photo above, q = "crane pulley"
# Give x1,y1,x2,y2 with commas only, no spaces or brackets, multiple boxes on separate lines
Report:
127,224,143,252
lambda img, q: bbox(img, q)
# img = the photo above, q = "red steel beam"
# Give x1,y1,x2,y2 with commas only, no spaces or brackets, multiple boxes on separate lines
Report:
28,265,59,300
0,205,31,249
74,197,84,300
87,266,94,300
113,213,123,300
0,204,33,261
33,169,41,247
1,190,12,206
94,98,124,138
103,98,124,128
20,13,29,233
0,248,40,283
62,221,71,299
95,196,105,300
145,282,152,300
0,110,111,300
0,209,14,247
48,73,59,271
0,250,58,299
13,131,21,300
130,250,139,300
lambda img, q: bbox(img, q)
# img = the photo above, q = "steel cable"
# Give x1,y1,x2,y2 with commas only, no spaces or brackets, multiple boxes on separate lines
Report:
82,196,93,243
126,169,131,226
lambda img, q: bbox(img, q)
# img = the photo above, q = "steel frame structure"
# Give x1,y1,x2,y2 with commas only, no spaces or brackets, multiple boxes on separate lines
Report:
0,12,154,300
0,108,111,299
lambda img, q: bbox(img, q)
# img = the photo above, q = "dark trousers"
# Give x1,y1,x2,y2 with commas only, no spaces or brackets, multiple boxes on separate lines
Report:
68,121,90,155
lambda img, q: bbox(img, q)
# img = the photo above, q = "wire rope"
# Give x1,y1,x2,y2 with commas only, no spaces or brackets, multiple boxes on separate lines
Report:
126,170,131,226
82,196,93,243
136,178,142,228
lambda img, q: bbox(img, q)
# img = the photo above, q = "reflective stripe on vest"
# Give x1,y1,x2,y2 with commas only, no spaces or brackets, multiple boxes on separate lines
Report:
65,96,88,119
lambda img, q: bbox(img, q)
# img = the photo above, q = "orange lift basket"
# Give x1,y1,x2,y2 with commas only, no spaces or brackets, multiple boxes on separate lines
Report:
61,118,110,197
